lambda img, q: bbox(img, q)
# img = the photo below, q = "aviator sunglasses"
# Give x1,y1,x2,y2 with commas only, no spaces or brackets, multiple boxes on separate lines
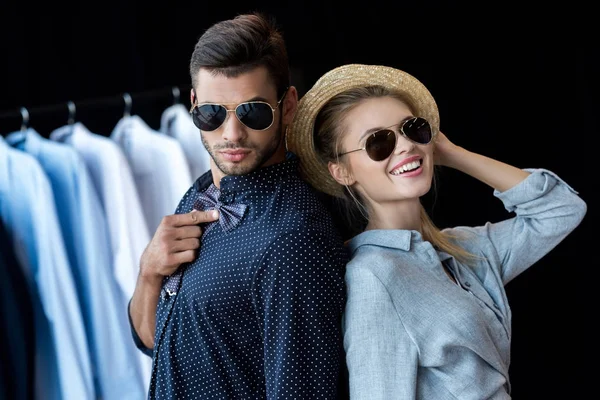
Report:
189,89,288,132
338,117,433,161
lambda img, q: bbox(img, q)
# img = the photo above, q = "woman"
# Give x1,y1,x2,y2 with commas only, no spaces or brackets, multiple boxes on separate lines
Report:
287,64,587,399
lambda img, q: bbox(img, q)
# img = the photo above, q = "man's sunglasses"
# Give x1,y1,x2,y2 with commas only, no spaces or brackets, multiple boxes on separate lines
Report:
189,89,288,132
338,117,433,162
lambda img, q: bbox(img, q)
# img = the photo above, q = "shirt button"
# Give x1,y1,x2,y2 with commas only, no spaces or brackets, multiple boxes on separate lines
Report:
494,303,501,309
464,281,471,287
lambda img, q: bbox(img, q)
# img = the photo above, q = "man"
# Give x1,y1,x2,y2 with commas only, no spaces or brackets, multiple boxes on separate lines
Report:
128,12,349,399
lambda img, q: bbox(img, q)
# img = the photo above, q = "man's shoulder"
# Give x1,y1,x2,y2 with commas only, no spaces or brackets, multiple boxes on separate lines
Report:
278,178,339,226
283,177,328,205
283,178,356,242
271,182,347,250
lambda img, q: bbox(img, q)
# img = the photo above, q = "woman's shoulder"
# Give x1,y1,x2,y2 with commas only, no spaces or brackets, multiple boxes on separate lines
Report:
344,239,415,288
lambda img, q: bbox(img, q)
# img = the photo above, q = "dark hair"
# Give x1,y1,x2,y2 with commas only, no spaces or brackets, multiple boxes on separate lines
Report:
189,12,290,98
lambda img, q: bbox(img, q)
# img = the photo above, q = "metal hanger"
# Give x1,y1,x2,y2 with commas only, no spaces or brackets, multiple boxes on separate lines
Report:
20,107,29,131
172,86,180,105
67,101,76,125
123,93,132,117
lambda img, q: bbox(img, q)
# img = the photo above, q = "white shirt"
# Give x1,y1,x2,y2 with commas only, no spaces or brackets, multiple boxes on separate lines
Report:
160,104,211,181
112,115,193,234
50,122,153,391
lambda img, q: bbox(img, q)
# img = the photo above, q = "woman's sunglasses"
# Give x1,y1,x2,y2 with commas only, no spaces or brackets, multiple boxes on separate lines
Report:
189,90,288,132
338,117,433,162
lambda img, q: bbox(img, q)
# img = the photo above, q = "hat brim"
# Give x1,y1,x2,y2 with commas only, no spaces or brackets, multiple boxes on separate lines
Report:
287,64,440,198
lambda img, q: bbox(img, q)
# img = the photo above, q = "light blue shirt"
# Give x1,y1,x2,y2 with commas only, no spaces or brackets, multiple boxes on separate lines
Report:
343,168,587,400
0,136,94,400
160,104,211,181
50,122,153,391
5,129,147,400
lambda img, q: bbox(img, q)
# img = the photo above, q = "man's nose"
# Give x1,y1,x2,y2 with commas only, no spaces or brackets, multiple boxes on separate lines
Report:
221,111,247,143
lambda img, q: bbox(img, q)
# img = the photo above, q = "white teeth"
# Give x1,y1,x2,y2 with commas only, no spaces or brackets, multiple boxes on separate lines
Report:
391,160,421,175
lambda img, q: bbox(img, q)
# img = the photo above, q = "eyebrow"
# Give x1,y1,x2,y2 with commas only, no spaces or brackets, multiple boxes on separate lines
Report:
245,95,271,103
358,116,415,141
198,95,272,105
359,126,389,141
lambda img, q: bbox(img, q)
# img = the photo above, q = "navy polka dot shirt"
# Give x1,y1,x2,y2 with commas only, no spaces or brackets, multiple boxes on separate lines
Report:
131,153,349,399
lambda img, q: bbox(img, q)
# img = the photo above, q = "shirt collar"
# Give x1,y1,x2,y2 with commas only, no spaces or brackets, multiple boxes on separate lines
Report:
348,228,454,262
50,122,83,142
160,104,189,134
111,115,149,140
5,127,44,156
349,229,415,253
1,129,45,189
194,152,300,196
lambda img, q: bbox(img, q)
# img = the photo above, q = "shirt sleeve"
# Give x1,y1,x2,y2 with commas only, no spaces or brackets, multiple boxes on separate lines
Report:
252,228,347,399
343,265,418,400
449,168,587,284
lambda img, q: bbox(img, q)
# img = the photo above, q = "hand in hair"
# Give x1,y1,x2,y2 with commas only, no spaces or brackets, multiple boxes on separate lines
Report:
433,131,463,168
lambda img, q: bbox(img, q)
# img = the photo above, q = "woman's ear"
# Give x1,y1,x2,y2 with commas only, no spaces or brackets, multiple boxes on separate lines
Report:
328,161,355,186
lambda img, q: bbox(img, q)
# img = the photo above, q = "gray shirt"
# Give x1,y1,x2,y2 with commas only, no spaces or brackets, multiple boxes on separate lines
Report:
343,168,587,400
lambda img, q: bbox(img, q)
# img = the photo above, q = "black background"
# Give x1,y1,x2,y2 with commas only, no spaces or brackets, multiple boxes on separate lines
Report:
0,1,595,398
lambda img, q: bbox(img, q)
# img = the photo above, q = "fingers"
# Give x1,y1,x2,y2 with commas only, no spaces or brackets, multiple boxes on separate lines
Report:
164,209,219,227
171,249,197,265
189,209,219,224
149,210,218,273
171,238,201,253
174,225,203,240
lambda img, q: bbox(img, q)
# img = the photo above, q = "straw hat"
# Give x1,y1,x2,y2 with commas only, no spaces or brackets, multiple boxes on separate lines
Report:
287,64,440,198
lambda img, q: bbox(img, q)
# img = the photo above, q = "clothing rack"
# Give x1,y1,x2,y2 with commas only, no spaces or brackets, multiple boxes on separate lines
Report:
0,84,192,135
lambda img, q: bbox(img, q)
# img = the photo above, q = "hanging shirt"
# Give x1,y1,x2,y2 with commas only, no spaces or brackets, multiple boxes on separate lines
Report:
159,103,211,181
111,115,193,234
6,128,147,400
342,169,587,400
0,214,35,400
130,154,349,400
0,136,94,400
50,122,153,391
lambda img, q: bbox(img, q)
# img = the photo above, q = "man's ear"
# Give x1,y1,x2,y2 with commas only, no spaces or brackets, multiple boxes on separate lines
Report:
190,88,196,107
281,86,298,126
328,161,355,186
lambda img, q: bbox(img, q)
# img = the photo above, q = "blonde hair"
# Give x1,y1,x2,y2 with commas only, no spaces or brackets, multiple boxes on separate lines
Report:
313,85,477,264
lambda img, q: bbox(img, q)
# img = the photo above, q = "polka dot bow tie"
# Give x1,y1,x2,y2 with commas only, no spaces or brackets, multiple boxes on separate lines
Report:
193,184,248,233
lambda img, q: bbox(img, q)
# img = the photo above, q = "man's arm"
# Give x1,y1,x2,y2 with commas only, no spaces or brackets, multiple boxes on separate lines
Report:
252,229,348,399
128,209,218,350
